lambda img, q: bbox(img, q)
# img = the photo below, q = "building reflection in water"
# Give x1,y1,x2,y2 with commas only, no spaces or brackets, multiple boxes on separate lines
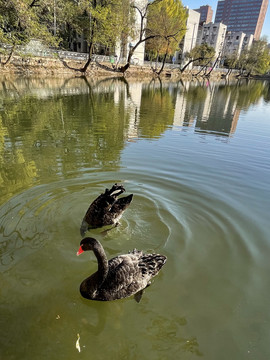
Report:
173,81,239,137
173,80,267,137
114,81,142,141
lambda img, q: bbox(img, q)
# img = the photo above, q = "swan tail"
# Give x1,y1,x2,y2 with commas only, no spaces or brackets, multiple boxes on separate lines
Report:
105,183,126,198
110,194,133,213
139,254,167,277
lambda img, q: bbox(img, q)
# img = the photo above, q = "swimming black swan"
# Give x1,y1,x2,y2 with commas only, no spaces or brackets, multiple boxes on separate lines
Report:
80,184,133,236
77,237,167,301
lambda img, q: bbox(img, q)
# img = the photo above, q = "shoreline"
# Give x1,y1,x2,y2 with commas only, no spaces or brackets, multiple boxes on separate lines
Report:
1,54,270,81
0,54,227,80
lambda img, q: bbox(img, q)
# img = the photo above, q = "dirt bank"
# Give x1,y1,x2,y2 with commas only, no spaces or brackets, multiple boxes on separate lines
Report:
0,54,159,78
0,54,232,80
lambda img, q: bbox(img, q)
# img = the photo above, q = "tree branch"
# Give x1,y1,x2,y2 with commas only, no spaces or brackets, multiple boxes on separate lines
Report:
29,0,40,8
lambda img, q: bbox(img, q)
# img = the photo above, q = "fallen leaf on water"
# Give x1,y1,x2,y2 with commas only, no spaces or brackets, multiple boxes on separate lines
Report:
76,333,81,353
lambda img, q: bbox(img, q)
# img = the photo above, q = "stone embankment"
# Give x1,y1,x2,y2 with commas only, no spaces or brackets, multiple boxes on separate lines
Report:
0,53,240,80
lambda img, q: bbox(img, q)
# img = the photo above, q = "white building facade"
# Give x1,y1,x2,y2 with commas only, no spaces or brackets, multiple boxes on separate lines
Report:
242,34,254,51
223,31,246,57
115,0,148,65
175,8,200,66
196,22,227,58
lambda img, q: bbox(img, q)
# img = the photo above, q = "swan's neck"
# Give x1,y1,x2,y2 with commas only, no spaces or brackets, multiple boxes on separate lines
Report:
93,244,108,285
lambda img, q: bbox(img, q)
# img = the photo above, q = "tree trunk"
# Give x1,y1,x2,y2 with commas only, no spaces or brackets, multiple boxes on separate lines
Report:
180,59,193,73
156,42,169,76
118,44,137,73
1,46,15,66
195,60,211,76
80,42,94,73
180,57,207,73
222,68,231,78
150,52,159,73
205,55,220,77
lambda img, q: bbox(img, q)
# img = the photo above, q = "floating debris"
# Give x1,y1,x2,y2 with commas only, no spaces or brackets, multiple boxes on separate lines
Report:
56,315,60,320
76,333,81,353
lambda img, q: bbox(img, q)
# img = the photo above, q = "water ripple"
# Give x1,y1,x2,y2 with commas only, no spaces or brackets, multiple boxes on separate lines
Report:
0,169,262,276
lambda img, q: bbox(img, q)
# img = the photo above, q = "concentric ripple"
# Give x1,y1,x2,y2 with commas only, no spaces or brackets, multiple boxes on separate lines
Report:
0,175,181,271
0,167,262,276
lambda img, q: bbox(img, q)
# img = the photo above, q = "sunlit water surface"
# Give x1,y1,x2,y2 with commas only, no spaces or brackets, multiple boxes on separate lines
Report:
0,76,270,360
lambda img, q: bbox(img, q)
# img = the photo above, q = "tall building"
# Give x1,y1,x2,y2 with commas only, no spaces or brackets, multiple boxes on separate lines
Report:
196,22,227,57
242,34,254,50
193,5,213,25
214,0,269,40
223,31,246,57
222,31,253,59
175,8,200,65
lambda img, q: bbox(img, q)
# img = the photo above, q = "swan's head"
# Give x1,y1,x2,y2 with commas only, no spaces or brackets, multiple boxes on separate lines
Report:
77,237,99,256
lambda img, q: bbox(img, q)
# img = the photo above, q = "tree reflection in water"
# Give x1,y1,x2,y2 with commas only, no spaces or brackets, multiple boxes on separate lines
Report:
0,75,268,272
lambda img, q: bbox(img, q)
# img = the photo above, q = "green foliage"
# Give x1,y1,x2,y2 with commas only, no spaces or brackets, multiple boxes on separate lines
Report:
145,0,187,59
0,0,58,47
70,0,132,54
224,52,238,69
187,43,215,65
247,40,270,74
0,0,132,53
235,39,270,75
0,0,135,71
116,0,136,56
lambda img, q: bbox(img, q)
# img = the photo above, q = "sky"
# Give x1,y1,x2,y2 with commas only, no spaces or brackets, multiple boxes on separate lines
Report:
184,0,270,40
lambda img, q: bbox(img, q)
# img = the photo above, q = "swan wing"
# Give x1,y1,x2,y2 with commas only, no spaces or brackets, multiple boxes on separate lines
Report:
98,254,147,300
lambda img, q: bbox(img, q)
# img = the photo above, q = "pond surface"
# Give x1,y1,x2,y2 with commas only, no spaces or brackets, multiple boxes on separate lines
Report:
0,75,270,360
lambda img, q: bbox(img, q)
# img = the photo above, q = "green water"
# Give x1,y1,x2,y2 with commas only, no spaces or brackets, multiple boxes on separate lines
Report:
0,76,270,360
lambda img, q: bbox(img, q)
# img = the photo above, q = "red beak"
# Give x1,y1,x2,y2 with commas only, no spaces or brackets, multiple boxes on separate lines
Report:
77,246,84,256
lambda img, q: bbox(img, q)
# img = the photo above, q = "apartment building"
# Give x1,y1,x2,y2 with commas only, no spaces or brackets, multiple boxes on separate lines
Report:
175,8,200,65
223,31,246,57
214,0,269,40
197,22,227,58
193,5,213,25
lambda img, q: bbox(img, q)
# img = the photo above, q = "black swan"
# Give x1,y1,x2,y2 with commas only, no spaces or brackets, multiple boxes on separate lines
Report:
80,184,133,236
77,237,167,301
